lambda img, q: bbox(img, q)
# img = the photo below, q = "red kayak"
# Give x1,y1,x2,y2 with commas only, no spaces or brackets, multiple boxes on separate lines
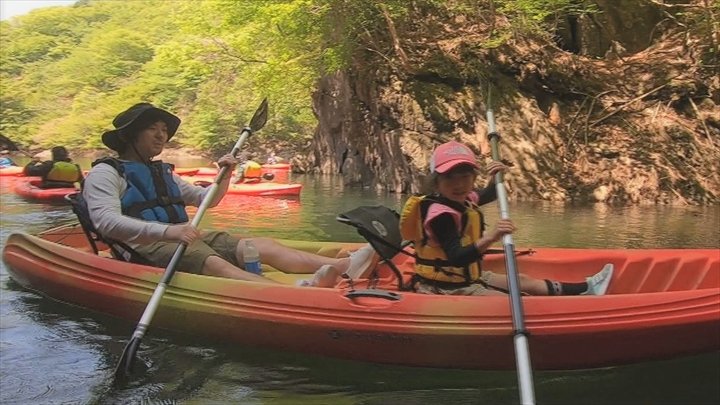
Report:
186,164,291,178
225,181,301,196
13,179,77,202
261,163,291,171
173,167,199,176
3,224,718,370
183,176,302,197
227,182,302,197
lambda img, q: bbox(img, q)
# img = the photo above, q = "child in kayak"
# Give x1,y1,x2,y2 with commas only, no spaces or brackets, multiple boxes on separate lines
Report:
83,102,374,284
399,140,613,296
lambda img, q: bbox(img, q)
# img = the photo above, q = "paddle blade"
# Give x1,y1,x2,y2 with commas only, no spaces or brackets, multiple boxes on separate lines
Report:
249,98,268,132
113,336,142,383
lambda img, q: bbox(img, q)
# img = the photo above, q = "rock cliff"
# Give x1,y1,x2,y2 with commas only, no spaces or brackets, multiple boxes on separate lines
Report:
308,0,719,205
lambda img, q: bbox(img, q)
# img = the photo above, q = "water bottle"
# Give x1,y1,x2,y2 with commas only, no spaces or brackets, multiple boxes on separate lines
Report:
243,240,262,275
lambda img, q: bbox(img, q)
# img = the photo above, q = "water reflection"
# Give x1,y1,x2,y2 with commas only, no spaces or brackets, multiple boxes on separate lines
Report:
192,195,303,239
482,202,720,249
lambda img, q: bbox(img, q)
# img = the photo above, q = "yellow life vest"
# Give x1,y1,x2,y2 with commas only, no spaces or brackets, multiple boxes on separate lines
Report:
243,160,262,179
45,161,82,183
399,194,485,284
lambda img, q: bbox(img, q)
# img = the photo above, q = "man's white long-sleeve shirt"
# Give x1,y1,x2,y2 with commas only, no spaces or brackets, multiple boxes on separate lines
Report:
82,161,207,249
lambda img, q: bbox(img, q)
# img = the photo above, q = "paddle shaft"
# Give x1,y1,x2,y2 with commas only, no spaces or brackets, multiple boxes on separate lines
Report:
486,107,536,405
114,128,251,380
135,128,250,317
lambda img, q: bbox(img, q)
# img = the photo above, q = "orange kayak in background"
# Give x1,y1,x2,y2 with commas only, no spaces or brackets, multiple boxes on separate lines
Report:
196,180,303,196
3,224,718,371
181,176,302,197
261,163,291,171
173,167,199,176
184,164,291,178
13,179,77,202
224,182,301,196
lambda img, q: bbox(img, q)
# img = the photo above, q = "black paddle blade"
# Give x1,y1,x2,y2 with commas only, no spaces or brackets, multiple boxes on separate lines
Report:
249,98,268,132
113,336,143,384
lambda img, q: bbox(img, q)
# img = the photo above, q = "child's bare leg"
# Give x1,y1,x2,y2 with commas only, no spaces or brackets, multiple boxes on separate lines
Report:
485,272,549,295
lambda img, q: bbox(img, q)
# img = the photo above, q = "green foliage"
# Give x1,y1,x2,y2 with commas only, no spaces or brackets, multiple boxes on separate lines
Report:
0,0,671,154
496,0,597,38
1,0,442,152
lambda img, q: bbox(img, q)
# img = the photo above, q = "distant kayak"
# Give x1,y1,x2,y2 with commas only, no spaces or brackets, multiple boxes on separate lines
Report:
174,167,199,176
13,179,77,202
225,181,301,196
185,163,291,178
184,176,302,197
0,166,24,176
261,163,291,171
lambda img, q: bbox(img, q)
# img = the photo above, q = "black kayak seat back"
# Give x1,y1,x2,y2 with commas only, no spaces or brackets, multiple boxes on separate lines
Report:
66,192,150,265
336,205,415,290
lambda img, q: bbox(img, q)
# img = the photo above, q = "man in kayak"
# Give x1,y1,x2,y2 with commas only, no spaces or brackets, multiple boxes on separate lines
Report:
82,102,374,284
399,140,614,296
23,146,83,189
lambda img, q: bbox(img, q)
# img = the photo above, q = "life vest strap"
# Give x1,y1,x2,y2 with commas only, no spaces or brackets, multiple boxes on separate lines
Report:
124,196,185,220
412,274,487,289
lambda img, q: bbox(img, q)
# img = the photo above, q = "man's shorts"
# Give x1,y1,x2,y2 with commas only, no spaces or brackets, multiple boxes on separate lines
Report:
414,270,497,296
133,231,242,274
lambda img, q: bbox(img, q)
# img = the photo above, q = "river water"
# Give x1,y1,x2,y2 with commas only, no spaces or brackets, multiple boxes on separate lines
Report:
1,168,718,404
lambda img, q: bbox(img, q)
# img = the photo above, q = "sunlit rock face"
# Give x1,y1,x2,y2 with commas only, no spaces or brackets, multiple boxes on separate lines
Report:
309,1,719,204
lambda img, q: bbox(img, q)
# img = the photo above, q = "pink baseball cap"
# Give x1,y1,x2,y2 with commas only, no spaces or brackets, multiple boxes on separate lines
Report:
430,141,479,174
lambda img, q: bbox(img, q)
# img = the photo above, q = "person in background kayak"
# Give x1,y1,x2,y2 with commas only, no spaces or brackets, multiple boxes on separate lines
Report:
232,157,263,184
83,102,374,283
0,149,17,168
400,140,613,296
23,146,83,189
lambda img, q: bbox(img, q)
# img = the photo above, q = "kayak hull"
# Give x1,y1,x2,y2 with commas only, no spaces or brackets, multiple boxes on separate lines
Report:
3,226,719,370
182,176,302,196
225,182,301,196
259,163,291,172
187,164,291,178
12,179,77,202
173,168,199,176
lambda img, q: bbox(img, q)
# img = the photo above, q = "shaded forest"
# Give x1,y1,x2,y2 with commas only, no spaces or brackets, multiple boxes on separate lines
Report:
1,0,718,204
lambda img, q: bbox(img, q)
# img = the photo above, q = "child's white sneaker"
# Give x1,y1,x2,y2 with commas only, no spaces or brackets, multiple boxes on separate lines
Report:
344,244,376,279
297,264,339,288
583,264,614,295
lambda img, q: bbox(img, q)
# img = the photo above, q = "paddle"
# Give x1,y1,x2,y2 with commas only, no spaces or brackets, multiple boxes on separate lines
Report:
113,98,269,383
485,87,536,404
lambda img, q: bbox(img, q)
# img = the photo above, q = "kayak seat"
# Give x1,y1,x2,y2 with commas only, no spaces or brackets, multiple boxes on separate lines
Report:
337,205,416,291
66,192,152,265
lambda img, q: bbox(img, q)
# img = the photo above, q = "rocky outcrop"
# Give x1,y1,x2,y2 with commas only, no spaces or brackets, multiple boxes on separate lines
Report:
309,0,719,204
